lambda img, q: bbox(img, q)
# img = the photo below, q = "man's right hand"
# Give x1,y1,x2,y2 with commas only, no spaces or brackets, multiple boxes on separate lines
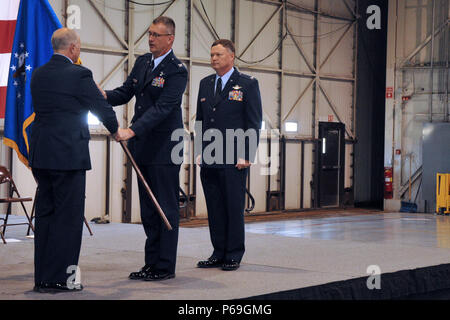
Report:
196,155,202,166
113,128,136,142
96,83,107,99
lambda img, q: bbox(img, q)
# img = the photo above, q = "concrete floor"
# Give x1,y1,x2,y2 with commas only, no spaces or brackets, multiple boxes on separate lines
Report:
1,211,450,299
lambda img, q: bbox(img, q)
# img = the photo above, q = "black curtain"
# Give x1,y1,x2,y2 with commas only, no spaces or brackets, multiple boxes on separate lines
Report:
354,0,388,209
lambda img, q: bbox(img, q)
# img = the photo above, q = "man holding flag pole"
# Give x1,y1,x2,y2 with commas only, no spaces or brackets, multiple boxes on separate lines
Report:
3,0,124,293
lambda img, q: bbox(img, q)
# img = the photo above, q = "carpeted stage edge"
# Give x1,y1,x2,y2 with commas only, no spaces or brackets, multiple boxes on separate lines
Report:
243,264,450,300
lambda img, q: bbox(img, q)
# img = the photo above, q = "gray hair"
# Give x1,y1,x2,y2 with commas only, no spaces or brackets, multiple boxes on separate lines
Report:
51,28,79,51
152,16,175,35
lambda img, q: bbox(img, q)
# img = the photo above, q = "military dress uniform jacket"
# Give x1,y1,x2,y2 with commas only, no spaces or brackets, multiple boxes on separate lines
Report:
106,51,188,165
29,54,119,170
196,68,263,167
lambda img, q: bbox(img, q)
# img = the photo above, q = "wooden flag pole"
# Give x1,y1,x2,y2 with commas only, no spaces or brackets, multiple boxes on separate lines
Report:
119,141,172,231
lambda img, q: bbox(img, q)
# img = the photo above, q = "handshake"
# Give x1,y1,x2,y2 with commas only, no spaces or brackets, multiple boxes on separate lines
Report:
96,82,136,142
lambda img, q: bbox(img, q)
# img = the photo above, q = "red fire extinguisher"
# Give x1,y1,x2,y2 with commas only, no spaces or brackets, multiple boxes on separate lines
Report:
384,167,393,199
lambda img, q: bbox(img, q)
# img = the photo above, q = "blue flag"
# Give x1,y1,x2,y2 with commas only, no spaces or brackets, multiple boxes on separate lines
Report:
3,0,62,167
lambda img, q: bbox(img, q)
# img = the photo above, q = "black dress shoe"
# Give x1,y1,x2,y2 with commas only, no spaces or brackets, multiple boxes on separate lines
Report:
222,260,240,271
33,282,83,293
197,257,223,268
143,270,175,281
129,265,154,280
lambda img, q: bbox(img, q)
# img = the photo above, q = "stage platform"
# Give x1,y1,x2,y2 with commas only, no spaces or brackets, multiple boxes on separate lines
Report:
1,210,450,300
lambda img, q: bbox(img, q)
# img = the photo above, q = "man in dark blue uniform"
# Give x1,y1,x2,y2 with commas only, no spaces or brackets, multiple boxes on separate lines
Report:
100,16,187,281
30,28,121,293
195,39,262,271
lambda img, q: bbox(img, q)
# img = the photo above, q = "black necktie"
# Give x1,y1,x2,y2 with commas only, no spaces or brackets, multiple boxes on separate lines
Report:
146,59,154,81
215,77,222,97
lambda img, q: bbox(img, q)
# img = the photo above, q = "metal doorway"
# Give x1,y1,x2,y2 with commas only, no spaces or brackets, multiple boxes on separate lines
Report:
316,122,345,208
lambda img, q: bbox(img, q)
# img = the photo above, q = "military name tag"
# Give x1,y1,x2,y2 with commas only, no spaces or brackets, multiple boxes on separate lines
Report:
151,77,165,88
229,90,243,101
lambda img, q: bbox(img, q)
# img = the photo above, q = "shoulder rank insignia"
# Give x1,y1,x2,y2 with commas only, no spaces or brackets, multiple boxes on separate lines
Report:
151,76,165,88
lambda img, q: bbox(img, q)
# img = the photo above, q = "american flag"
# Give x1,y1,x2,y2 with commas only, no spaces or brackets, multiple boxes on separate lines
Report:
0,0,20,118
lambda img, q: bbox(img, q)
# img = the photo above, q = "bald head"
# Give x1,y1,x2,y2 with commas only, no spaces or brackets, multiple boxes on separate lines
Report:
51,28,81,62
52,28,79,51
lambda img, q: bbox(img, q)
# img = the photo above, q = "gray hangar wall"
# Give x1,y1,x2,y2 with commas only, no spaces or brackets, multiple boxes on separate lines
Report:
384,0,449,212
0,0,359,222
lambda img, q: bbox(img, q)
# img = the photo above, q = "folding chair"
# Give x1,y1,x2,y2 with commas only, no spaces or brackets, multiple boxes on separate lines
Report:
0,166,35,244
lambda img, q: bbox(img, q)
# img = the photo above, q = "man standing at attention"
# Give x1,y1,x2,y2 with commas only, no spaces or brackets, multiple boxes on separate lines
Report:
195,39,262,271
30,28,121,293
99,16,187,281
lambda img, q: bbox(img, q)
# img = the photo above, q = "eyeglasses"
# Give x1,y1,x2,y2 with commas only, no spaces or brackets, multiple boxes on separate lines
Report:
148,31,173,38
